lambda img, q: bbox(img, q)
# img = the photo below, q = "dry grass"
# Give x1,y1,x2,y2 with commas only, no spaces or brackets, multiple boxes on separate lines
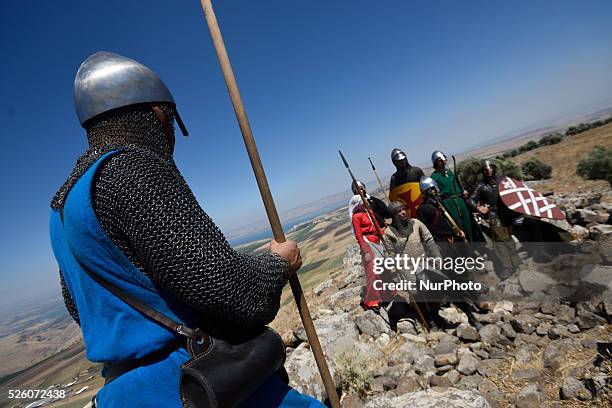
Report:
513,122,612,193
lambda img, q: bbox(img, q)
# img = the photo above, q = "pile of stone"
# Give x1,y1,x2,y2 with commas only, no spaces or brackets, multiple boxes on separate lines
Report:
281,245,612,407
554,189,612,241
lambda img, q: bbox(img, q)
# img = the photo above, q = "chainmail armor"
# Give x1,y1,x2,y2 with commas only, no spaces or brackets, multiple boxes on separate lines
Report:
53,104,289,327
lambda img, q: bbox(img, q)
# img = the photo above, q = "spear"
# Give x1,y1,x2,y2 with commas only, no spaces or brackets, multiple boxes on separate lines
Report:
368,157,389,202
340,150,429,331
199,1,340,406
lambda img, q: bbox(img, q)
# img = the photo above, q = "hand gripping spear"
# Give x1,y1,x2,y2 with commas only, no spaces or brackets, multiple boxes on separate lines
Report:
199,1,340,406
368,157,389,202
339,151,429,331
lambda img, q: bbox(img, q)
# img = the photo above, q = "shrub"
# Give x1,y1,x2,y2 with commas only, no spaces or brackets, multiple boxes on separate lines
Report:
336,352,373,398
456,157,523,192
521,157,552,180
538,133,563,146
519,140,539,153
576,146,612,185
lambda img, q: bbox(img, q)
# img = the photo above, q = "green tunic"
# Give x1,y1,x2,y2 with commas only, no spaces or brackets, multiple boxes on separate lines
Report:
431,169,476,242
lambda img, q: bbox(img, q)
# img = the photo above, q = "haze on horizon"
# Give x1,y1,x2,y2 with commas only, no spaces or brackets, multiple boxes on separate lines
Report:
1,0,612,308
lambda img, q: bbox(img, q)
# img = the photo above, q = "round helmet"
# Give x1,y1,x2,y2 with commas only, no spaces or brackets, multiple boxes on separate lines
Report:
74,51,188,135
482,159,496,173
419,176,440,194
431,151,447,166
391,148,407,162
352,180,366,195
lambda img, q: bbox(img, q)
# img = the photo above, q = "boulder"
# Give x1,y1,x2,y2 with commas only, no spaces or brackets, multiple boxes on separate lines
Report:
510,314,540,335
457,323,480,342
285,342,337,402
312,312,359,359
434,353,458,367
560,377,592,400
555,304,576,324
543,339,577,370
395,372,423,394
518,270,558,293
414,355,436,375
434,341,458,356
515,384,545,408
515,344,539,365
478,324,502,344
364,388,490,408
457,352,480,376
589,224,612,241
576,309,607,329
438,307,469,326
354,310,393,338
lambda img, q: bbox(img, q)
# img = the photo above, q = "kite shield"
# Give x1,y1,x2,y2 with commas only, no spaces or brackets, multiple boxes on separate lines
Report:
389,182,422,218
498,176,565,220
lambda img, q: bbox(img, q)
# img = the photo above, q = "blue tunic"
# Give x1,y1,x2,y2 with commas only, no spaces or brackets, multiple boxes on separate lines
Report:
49,150,322,408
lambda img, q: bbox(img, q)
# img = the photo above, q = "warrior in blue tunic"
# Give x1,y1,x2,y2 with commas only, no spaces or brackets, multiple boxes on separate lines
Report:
49,51,322,408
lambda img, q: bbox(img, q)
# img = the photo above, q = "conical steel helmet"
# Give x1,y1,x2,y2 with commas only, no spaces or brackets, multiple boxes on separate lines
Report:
391,148,406,162
419,176,440,193
431,151,446,165
74,51,187,135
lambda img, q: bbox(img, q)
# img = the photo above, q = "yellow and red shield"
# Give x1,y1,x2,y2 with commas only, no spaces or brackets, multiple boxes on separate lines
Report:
389,182,422,218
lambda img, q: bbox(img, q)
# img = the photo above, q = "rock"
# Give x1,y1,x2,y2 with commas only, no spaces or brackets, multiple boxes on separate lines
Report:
457,374,483,390
388,342,430,366
474,350,489,360
473,313,501,324
512,368,542,380
560,377,592,400
457,323,480,342
312,312,359,358
576,309,607,329
567,324,580,333
477,359,504,377
492,301,514,314
437,365,454,373
285,343,337,401
457,352,480,376
328,286,360,309
414,355,436,375
355,310,393,338
548,324,571,340
364,388,490,408
580,337,598,349
555,305,576,324
446,370,462,385
434,341,458,355
488,348,508,359
515,344,539,365
400,333,427,345
571,225,590,240
434,353,458,367
515,384,545,408
313,280,332,296
574,209,607,225
589,224,612,241
395,373,423,394
478,379,503,406
519,270,558,293
478,324,502,344
540,303,558,315
543,339,577,370
511,314,540,335
282,329,300,347
342,393,364,408
500,322,517,339
438,307,469,326
430,375,452,388
536,321,552,336
374,376,397,391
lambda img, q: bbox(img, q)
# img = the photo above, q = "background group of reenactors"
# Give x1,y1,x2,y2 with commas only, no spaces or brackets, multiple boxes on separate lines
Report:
349,148,548,327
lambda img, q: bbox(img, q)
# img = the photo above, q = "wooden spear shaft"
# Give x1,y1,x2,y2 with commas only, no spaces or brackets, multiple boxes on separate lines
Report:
199,1,340,406
368,157,389,202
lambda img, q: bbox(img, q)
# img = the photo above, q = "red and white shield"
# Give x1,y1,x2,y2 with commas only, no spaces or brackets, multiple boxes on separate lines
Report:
498,177,565,220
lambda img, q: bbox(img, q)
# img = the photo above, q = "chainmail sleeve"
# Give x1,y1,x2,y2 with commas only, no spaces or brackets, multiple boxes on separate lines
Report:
92,148,290,327
59,269,80,325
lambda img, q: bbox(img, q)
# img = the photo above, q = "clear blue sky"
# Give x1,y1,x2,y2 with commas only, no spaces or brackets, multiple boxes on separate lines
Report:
1,0,612,307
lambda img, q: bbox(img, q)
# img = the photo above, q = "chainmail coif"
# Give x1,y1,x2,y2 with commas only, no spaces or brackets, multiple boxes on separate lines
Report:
53,104,289,327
